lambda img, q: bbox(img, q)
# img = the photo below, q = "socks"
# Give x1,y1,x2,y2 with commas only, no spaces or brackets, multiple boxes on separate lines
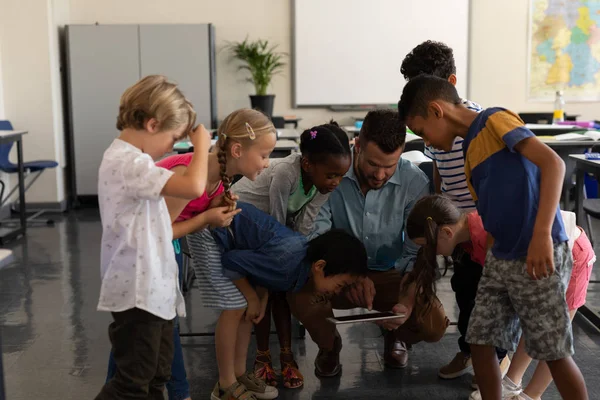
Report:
503,375,522,391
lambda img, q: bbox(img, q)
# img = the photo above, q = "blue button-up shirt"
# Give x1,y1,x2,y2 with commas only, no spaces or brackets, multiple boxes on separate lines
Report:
310,157,430,273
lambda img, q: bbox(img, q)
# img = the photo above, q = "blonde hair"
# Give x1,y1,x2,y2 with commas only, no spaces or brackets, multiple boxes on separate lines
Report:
116,75,196,137
216,108,276,196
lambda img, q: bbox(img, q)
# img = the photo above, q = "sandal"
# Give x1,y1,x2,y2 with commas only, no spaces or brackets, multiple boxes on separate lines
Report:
254,349,278,387
281,347,304,389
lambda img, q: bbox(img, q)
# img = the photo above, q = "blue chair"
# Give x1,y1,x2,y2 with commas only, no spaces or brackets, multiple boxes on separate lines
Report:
0,121,59,226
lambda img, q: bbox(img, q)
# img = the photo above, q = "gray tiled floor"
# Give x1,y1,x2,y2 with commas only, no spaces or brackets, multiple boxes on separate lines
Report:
1,210,599,399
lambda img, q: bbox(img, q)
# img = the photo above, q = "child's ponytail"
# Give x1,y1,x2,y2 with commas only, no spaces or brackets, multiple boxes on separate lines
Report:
405,195,462,321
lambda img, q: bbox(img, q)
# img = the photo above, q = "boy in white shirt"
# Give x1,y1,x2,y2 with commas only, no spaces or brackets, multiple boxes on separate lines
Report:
95,75,211,400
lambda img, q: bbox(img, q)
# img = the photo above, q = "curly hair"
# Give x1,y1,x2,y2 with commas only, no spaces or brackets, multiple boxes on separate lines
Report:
400,40,456,81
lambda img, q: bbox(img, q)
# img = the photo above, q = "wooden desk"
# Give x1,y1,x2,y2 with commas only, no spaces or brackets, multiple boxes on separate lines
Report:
0,131,27,244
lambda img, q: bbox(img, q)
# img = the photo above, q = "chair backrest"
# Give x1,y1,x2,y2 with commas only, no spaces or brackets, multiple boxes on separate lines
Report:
271,116,285,129
0,121,15,168
418,161,435,194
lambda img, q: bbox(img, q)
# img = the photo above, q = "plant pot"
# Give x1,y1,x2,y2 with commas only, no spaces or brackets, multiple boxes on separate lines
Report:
250,95,275,118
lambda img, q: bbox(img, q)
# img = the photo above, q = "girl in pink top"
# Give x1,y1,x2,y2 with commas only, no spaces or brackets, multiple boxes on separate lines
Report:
156,153,225,222
406,195,595,400
161,108,279,400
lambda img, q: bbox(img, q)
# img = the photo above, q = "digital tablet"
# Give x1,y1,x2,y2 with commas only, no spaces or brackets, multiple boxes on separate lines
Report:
326,311,405,325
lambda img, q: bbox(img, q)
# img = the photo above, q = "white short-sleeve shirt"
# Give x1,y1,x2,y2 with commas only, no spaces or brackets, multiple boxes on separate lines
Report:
97,139,185,320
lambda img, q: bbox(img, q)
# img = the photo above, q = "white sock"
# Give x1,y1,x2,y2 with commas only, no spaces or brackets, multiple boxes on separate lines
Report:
519,392,534,400
503,375,522,390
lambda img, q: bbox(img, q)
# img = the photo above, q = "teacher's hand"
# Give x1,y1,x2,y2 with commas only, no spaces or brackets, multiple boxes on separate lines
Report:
345,277,376,310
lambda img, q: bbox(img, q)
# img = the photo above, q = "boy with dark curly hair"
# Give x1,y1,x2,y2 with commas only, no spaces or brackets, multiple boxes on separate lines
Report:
401,41,510,388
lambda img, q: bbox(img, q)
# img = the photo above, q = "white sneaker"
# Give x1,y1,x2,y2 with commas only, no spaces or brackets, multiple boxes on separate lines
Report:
468,379,522,400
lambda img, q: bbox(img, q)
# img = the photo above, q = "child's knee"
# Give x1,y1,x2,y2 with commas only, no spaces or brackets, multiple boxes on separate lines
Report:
221,308,246,319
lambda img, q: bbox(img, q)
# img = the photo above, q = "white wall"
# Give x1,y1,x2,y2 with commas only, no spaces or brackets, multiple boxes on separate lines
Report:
470,0,599,120
0,0,66,205
67,0,357,128
0,41,4,120
1,0,598,206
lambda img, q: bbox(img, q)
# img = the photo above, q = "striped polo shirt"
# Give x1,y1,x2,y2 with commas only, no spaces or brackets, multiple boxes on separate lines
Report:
424,99,482,211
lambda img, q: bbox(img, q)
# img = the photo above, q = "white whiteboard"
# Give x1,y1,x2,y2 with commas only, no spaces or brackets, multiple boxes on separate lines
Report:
293,0,470,107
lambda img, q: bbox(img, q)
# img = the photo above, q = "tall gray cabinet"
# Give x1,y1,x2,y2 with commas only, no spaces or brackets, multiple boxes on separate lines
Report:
64,24,216,205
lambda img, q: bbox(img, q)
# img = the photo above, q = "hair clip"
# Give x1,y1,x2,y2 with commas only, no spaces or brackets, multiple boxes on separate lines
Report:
245,122,256,140
426,217,433,221
310,130,318,140
221,133,228,140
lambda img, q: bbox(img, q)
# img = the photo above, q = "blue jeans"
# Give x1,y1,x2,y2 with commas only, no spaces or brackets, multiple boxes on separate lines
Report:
106,240,190,400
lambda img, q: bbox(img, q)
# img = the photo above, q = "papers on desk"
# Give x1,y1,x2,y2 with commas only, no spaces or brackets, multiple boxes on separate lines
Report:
526,123,580,130
538,131,600,142
401,150,430,165
406,132,422,142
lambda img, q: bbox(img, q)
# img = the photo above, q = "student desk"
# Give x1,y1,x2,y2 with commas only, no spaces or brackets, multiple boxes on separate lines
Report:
277,129,301,141
526,124,585,136
541,141,595,209
0,130,28,244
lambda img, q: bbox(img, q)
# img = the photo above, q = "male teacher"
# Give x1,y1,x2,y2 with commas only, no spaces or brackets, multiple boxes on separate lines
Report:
288,110,449,377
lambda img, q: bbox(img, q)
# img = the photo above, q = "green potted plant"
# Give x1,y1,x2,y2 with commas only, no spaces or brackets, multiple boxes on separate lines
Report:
226,37,286,117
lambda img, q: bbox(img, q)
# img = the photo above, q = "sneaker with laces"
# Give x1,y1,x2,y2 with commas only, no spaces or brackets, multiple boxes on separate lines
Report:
237,371,279,399
468,376,522,400
211,381,257,400
438,352,472,379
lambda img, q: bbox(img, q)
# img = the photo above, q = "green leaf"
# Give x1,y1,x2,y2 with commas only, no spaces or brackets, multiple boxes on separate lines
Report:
225,36,287,95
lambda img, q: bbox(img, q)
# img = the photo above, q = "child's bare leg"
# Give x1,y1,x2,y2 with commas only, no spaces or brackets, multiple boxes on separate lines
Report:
547,356,588,400
471,344,502,400
215,308,246,388
235,317,254,377
522,309,578,399
272,292,303,388
505,335,531,386
254,296,273,353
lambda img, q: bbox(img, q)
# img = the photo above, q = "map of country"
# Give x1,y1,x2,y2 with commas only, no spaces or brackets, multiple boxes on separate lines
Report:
530,0,600,100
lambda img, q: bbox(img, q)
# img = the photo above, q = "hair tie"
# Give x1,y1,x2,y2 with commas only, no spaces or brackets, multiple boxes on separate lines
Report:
426,217,433,221
245,122,256,140
310,130,318,140
221,133,227,140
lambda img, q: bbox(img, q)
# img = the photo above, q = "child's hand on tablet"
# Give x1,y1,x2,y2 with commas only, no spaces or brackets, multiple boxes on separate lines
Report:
377,303,410,331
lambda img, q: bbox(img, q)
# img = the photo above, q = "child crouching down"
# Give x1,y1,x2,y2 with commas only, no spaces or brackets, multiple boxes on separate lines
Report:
187,202,368,400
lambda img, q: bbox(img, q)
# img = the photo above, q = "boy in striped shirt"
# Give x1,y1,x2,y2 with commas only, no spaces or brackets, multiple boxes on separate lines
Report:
401,41,509,386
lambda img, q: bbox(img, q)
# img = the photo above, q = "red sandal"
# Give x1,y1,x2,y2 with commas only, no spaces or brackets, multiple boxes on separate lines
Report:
253,349,278,387
281,347,304,389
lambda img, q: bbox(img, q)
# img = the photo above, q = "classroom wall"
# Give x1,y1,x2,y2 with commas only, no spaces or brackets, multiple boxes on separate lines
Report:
1,0,599,205
67,0,357,129
0,0,66,206
470,0,599,120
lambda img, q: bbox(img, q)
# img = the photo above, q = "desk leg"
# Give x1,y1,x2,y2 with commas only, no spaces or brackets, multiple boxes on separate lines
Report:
574,168,586,227
17,138,26,234
0,330,5,400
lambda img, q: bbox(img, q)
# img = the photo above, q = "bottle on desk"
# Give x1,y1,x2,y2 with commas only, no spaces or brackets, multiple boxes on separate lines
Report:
553,90,565,124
